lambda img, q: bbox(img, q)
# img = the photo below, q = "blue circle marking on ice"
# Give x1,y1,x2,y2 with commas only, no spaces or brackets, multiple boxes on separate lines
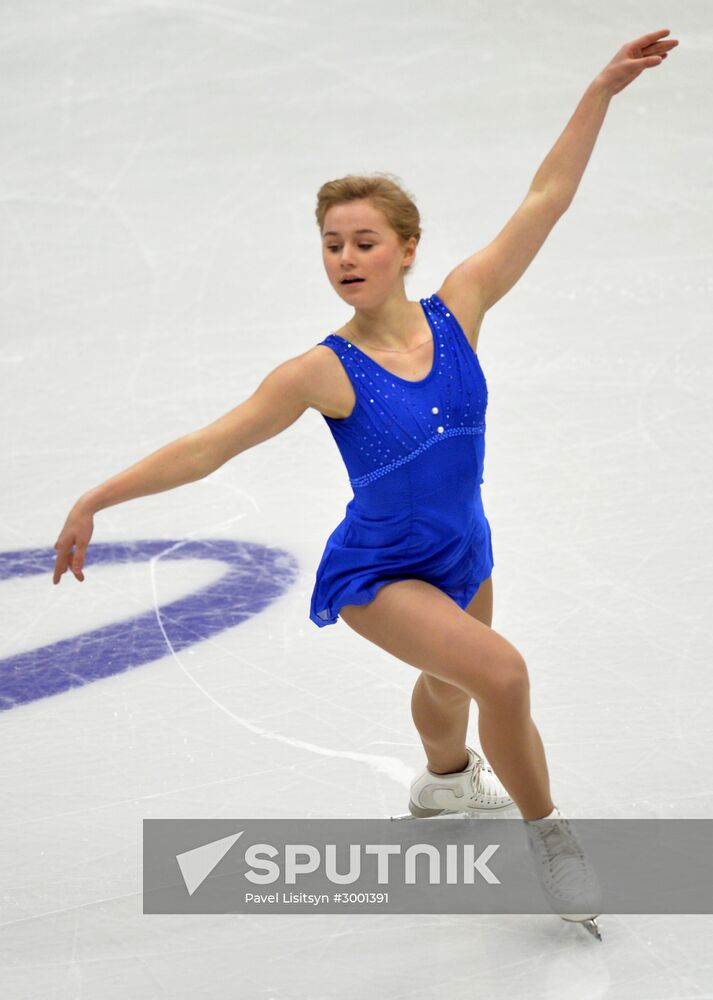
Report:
0,539,299,711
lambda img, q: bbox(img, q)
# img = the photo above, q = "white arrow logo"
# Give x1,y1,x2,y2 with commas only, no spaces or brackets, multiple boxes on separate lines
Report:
176,832,245,895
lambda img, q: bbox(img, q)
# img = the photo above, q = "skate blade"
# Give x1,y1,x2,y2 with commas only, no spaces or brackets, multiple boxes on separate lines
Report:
392,804,521,822
390,811,471,821
561,916,602,941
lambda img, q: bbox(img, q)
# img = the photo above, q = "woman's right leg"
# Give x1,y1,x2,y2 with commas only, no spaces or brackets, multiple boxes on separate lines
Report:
409,574,494,776
340,578,555,821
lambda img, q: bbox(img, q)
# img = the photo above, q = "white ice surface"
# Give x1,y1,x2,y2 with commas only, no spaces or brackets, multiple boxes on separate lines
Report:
1,1,712,997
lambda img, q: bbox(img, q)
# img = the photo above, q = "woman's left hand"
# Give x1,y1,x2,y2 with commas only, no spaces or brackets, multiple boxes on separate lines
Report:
598,28,679,97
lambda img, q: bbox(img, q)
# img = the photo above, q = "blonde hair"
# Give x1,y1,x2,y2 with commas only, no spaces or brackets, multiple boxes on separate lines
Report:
315,172,421,274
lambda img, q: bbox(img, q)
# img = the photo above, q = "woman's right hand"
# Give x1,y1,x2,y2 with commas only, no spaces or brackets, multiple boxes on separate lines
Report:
53,499,95,584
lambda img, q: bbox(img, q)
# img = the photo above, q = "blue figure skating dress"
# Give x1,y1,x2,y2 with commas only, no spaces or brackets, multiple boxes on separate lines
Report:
309,292,494,627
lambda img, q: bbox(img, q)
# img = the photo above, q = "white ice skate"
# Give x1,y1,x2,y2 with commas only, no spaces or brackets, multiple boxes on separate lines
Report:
524,806,603,941
406,746,515,817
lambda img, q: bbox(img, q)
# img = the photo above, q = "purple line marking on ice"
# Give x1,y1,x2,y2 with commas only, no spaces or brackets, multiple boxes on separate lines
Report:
0,539,299,711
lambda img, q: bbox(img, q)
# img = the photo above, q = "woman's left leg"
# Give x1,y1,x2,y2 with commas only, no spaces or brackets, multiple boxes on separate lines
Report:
410,576,493,774
411,575,552,799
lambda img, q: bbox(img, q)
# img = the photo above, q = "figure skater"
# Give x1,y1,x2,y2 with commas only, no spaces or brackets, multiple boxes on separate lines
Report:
52,29,678,939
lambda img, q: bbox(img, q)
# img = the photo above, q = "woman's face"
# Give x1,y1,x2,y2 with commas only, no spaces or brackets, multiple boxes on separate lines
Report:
321,200,415,304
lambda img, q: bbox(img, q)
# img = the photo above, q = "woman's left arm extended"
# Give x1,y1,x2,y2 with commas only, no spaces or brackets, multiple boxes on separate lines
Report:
441,28,680,315
531,27,679,205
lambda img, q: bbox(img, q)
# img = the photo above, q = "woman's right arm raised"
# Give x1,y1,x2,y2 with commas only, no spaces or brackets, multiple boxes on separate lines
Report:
52,353,315,585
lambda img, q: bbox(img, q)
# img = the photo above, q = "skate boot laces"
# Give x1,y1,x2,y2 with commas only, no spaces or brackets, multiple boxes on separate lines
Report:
525,812,601,912
467,750,505,808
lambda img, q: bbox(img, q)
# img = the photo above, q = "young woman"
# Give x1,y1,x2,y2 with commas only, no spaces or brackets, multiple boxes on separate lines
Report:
52,30,678,938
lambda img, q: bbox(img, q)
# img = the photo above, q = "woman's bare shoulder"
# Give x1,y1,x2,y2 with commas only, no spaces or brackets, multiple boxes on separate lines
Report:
294,343,356,420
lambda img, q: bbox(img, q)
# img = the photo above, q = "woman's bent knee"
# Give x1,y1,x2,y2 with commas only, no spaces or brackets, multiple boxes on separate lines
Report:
478,653,530,712
340,579,530,708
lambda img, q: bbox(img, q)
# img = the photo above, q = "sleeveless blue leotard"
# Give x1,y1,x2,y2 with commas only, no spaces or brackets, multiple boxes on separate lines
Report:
309,292,494,627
